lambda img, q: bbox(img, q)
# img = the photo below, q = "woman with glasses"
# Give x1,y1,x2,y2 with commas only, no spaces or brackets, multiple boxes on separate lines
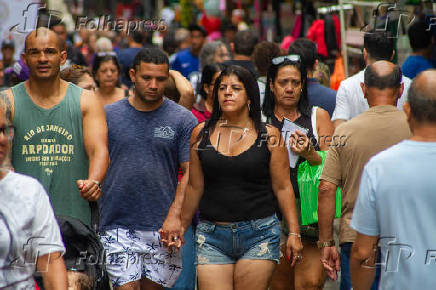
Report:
263,55,334,290
92,52,129,107
171,65,303,290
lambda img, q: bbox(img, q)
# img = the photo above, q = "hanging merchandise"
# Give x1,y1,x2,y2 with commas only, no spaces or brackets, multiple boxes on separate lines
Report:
330,55,345,91
307,15,341,59
180,0,193,27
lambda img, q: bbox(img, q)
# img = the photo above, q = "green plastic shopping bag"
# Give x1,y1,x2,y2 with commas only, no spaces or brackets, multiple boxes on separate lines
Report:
297,151,341,226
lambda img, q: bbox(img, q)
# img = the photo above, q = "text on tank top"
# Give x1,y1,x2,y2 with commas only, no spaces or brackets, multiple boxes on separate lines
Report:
11,82,91,225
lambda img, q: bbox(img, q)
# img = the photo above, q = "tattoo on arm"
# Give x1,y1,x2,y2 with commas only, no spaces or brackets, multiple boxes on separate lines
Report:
0,91,12,123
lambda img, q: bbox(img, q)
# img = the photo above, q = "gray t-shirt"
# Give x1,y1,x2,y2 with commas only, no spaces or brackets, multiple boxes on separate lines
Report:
99,98,197,232
351,140,436,289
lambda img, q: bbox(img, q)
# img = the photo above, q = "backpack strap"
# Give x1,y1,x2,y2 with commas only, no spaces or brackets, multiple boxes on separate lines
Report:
89,201,99,233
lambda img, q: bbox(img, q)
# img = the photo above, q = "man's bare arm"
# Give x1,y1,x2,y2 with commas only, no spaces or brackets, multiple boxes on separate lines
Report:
351,233,378,290
79,89,109,201
169,70,195,110
318,180,338,241
37,252,68,290
160,161,189,247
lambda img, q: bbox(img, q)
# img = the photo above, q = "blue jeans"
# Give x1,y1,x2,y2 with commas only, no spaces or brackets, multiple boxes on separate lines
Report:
195,214,281,264
340,242,380,290
165,225,196,290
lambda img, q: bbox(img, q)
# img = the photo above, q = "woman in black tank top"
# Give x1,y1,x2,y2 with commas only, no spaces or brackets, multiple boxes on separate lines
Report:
262,56,334,290
174,65,303,290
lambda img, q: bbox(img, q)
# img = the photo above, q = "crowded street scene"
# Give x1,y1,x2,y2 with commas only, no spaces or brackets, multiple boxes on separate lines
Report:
0,0,435,289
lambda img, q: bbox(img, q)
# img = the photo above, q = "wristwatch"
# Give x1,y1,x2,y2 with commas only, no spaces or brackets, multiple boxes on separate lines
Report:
317,240,336,249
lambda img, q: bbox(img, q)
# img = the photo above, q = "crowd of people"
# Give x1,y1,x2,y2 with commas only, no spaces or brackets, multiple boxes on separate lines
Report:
0,10,435,290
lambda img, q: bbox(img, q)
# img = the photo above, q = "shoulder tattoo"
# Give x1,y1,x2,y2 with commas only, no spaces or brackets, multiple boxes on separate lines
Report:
0,91,12,123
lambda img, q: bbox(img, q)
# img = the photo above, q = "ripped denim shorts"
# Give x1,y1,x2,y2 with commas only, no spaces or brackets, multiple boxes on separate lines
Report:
195,214,281,265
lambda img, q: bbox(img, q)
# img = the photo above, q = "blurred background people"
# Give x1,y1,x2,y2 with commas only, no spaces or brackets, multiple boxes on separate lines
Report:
61,65,96,91
92,53,127,106
402,19,435,79
199,41,230,70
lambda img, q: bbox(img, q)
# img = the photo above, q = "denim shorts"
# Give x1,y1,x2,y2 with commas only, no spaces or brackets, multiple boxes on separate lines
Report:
195,214,281,265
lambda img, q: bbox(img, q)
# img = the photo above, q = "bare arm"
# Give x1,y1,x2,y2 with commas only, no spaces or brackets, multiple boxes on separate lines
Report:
318,180,338,241
267,125,303,266
318,179,341,280
169,70,195,111
160,161,189,247
317,108,335,151
181,124,205,230
78,89,109,201
351,234,378,290
37,252,68,290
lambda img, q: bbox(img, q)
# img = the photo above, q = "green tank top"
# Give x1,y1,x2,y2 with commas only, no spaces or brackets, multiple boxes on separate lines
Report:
11,82,90,225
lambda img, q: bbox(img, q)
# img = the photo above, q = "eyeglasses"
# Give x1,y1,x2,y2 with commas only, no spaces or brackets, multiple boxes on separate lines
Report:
271,54,301,65
0,125,14,140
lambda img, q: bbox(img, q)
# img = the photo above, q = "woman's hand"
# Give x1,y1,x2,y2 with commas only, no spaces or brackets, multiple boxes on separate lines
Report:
289,130,311,158
286,234,304,267
289,129,322,165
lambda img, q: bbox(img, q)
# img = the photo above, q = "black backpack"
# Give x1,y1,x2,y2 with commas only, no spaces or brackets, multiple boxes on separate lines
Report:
56,215,110,290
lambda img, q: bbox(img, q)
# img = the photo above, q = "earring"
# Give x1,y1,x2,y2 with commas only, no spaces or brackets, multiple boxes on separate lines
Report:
248,103,251,111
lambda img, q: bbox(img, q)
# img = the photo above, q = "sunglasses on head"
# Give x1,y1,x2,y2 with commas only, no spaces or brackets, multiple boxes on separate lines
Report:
97,51,117,57
271,54,301,65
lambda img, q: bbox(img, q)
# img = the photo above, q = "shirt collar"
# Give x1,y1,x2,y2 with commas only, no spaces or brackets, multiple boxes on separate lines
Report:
367,105,399,113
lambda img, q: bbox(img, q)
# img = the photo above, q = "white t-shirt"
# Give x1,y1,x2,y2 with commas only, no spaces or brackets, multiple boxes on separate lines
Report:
351,140,436,290
331,69,411,121
0,171,65,289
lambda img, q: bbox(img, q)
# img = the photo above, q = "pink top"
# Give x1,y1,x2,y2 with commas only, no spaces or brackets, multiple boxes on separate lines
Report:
192,107,211,123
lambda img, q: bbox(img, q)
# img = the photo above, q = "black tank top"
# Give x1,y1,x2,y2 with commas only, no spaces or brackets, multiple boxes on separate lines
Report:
270,112,320,199
197,123,276,222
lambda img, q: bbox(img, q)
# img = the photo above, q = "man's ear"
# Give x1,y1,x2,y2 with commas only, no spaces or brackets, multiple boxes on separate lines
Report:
360,82,367,99
399,83,404,99
60,50,67,66
403,101,413,125
21,53,27,67
363,48,368,64
230,42,235,53
390,50,395,62
129,68,136,84
313,59,319,71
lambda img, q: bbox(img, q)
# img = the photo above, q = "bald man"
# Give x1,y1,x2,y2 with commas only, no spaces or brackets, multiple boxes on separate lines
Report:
317,61,412,290
0,27,109,227
350,70,436,290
